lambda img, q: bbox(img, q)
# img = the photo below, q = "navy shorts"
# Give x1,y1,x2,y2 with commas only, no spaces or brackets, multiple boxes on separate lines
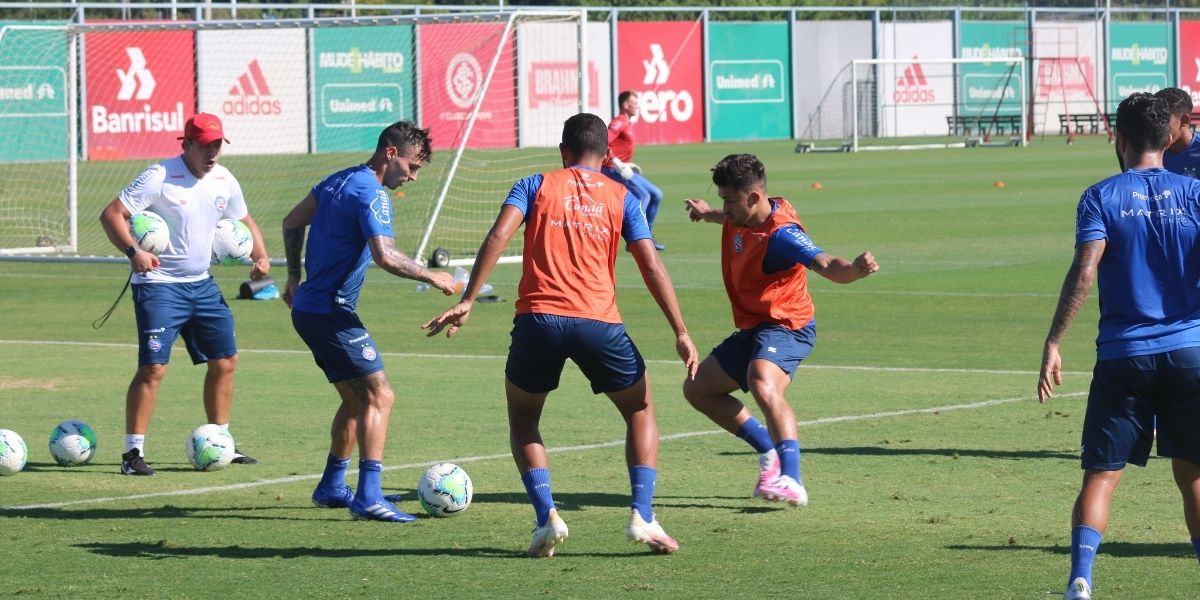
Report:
292,307,384,383
1082,346,1200,470
132,279,236,366
506,313,645,394
711,322,816,392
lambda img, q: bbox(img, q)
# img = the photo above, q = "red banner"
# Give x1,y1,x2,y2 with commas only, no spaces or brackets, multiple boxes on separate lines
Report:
617,21,704,145
84,31,195,160
418,23,515,150
1180,22,1200,106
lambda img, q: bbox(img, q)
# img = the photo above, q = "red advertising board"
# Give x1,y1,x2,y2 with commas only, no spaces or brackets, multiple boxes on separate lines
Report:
617,21,704,145
84,30,195,160
1180,22,1200,106
418,22,515,150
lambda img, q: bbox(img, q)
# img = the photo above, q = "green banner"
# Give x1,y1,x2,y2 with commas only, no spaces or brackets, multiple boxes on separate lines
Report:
312,26,414,153
707,22,791,141
958,22,1025,116
1109,22,1172,111
0,22,67,162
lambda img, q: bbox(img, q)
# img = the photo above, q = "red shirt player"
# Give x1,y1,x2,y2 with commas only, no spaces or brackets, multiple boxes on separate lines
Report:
602,91,667,250
682,153,879,508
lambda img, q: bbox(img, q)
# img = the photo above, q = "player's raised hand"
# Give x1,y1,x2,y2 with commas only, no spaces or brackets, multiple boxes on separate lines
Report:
423,302,472,338
853,251,879,276
1037,344,1062,403
676,332,699,380
683,198,712,222
427,270,456,295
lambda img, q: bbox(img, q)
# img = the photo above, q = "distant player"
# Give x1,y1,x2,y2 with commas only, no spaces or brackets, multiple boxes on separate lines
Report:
1155,87,1200,178
682,154,878,506
1037,92,1200,600
282,121,455,522
602,91,666,251
98,112,270,476
423,113,699,557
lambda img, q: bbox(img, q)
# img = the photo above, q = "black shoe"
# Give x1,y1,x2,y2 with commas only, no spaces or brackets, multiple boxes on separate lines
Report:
230,448,258,465
120,448,156,476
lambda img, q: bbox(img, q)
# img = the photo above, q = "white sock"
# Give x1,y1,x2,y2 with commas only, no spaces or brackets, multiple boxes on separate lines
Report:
125,434,145,455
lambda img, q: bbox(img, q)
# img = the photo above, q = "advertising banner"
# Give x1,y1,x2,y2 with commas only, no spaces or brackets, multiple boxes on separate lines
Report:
1181,21,1200,106
312,25,413,153
517,21,610,147
84,31,195,160
0,23,67,162
877,22,955,137
1031,20,1100,134
958,22,1024,116
418,22,516,150
616,20,704,145
792,20,872,141
707,22,791,141
1109,22,1172,110
196,29,309,155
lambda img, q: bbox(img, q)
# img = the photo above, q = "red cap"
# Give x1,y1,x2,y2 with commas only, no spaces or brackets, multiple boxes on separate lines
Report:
179,113,229,144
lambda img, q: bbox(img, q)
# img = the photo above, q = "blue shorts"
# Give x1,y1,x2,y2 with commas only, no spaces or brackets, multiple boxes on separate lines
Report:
132,279,236,366
711,322,816,392
1082,346,1200,470
506,313,645,394
292,307,384,383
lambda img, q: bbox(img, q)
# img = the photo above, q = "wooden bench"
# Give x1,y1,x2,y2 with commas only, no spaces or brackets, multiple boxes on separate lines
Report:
949,114,1022,136
1058,113,1102,135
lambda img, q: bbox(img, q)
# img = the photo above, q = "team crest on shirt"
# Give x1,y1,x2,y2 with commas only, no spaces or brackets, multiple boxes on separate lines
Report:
361,345,377,361
733,233,744,253
214,196,228,212
371,190,392,225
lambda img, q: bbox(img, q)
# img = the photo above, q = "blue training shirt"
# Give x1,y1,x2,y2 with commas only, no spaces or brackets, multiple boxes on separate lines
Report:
1076,167,1200,359
503,166,653,242
291,164,394,314
1162,131,1200,179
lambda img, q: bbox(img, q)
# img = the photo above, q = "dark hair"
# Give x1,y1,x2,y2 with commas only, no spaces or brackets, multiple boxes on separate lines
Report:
711,154,767,192
618,90,637,106
561,113,608,157
376,121,432,162
1116,92,1171,153
1154,87,1194,117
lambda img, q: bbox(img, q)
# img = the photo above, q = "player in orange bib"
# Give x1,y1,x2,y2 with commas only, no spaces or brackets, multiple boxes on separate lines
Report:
683,153,878,507
424,113,698,557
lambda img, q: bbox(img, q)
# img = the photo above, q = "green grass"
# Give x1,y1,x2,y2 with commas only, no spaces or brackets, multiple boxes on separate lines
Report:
1,136,1195,599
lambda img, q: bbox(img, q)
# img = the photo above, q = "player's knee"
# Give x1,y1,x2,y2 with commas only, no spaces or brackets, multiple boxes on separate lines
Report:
367,385,395,411
208,355,237,375
135,364,168,385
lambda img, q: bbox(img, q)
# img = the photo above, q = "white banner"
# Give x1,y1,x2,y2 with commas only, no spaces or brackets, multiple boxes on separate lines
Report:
876,22,954,137
516,22,611,147
792,20,872,141
1031,20,1102,135
197,29,309,155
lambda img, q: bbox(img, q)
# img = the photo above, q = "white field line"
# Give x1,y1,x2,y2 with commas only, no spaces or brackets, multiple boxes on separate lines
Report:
3,391,1084,511
0,339,1094,377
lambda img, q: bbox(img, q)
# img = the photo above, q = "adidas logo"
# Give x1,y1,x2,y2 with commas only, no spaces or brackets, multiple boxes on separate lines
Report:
116,47,155,101
894,55,935,104
221,59,282,116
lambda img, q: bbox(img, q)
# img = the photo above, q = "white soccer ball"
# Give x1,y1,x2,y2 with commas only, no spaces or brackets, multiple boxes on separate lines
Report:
0,429,28,476
129,211,170,255
49,419,97,466
186,424,235,471
212,218,253,266
417,462,473,517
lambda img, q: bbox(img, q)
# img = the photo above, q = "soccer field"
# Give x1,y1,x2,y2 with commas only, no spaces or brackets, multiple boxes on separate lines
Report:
1,137,1194,598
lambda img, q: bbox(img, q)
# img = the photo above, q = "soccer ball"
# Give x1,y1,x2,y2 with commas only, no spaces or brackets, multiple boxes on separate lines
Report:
212,218,253,266
0,429,28,476
185,424,235,471
49,419,97,466
417,462,473,517
129,211,170,255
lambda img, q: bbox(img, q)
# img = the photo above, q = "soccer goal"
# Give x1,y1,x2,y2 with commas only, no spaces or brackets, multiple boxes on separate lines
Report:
797,57,1027,153
0,9,602,263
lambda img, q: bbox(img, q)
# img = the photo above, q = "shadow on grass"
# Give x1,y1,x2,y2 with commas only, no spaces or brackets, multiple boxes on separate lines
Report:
719,446,1078,461
946,542,1196,559
0,504,347,522
76,540,668,560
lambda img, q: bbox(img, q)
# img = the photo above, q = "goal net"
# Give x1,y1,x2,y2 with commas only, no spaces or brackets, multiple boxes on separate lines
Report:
797,57,1027,153
0,10,604,263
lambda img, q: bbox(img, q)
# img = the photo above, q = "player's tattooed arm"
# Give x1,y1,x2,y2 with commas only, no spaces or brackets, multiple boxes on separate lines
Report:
281,194,317,279
369,236,455,294
1043,240,1104,347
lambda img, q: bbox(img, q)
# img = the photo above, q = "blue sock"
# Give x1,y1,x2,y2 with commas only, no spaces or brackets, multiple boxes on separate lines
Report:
629,465,656,523
1069,525,1103,587
318,454,350,490
355,459,383,503
521,468,555,527
1192,536,1200,563
777,439,801,482
735,417,774,454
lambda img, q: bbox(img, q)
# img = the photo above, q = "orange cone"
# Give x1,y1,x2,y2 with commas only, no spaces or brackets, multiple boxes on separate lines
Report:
811,182,823,190
395,190,406,197
994,181,1006,188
